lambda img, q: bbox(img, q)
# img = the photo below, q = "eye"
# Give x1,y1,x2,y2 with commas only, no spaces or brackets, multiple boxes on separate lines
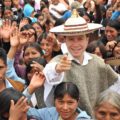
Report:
111,112,119,117
98,111,106,117
67,101,74,105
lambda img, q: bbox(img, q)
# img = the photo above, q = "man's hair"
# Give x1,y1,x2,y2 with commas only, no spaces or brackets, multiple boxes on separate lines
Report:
0,48,7,65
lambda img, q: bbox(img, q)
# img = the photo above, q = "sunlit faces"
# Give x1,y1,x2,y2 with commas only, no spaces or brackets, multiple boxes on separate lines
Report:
55,94,78,120
65,35,89,60
40,39,53,58
113,42,120,57
105,26,118,42
0,59,7,81
95,102,120,120
23,47,41,65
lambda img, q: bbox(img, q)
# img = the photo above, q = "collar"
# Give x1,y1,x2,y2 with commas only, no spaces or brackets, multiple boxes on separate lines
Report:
67,51,92,65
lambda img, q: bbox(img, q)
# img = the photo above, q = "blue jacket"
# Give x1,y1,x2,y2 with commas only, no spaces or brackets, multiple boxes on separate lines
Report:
27,107,91,120
111,11,120,20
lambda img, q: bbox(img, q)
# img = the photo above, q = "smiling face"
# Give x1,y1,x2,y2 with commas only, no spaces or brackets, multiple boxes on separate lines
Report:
23,47,41,65
40,38,53,59
55,94,78,120
105,26,118,41
95,102,120,120
65,35,89,61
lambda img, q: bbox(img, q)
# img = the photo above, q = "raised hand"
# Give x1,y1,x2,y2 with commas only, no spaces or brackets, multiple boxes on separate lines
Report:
105,41,117,51
10,27,19,47
9,97,29,120
28,72,45,94
1,19,14,42
56,55,72,73
30,61,44,72
19,31,29,45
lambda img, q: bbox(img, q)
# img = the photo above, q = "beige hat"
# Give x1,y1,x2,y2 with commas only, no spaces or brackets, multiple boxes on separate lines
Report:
50,9,103,36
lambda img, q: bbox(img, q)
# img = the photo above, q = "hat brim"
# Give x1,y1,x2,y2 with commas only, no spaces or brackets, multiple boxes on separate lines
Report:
50,23,103,36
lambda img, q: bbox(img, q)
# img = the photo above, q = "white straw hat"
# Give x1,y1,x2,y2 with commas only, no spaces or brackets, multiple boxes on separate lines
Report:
50,9,103,36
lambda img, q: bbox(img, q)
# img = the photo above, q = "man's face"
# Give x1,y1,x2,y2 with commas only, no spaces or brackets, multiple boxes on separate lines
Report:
0,59,7,81
65,35,89,60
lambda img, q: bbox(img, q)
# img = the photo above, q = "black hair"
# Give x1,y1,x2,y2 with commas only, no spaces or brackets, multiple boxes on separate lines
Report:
25,57,47,85
54,82,79,101
54,18,65,27
22,17,32,24
32,22,43,31
0,88,25,118
107,20,120,32
23,42,44,60
38,32,48,44
0,48,7,65
86,41,107,58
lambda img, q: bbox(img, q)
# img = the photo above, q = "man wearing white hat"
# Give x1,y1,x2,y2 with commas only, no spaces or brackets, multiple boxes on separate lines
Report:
43,9,120,117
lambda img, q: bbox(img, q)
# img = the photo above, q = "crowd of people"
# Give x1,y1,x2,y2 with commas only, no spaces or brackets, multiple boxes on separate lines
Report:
0,0,120,120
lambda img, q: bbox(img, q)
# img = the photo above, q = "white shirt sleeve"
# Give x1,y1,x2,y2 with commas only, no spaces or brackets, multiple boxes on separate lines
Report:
43,62,64,85
109,75,120,94
43,62,64,106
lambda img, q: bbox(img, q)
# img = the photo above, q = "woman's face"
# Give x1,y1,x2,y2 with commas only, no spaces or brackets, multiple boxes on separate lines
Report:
40,39,53,58
4,0,12,7
105,26,118,41
23,47,41,64
106,7,113,18
28,29,36,43
113,42,120,57
32,23,43,37
55,94,78,120
95,102,120,120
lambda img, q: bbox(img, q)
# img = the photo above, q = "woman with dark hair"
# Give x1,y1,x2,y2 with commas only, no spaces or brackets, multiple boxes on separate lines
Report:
38,32,62,63
28,82,90,120
32,22,44,41
86,40,107,58
0,82,90,120
99,19,120,46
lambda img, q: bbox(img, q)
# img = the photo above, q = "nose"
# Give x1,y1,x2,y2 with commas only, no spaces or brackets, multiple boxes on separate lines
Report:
63,103,68,110
105,115,111,120
106,31,111,37
28,53,34,59
42,45,47,51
